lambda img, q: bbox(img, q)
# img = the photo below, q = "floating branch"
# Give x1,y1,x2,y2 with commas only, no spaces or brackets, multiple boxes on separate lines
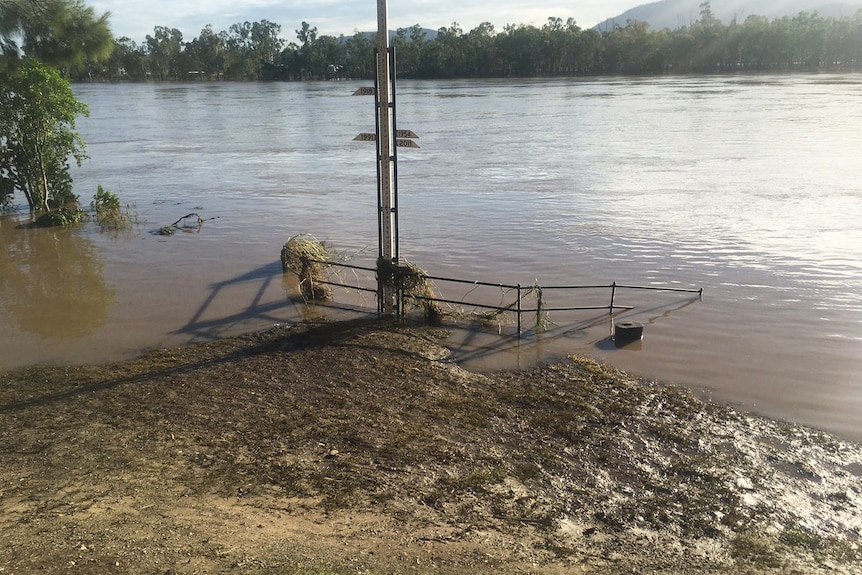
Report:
155,213,219,236
171,213,203,227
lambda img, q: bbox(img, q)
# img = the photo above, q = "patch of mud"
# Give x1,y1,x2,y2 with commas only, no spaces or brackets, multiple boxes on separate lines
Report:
1,319,860,574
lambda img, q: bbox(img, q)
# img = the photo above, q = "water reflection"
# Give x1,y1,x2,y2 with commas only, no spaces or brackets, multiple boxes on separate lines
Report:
0,216,114,339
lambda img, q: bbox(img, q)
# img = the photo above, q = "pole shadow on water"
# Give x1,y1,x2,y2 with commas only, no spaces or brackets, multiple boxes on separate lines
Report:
173,261,374,341
447,294,702,369
593,296,702,351
173,261,292,340
446,310,613,369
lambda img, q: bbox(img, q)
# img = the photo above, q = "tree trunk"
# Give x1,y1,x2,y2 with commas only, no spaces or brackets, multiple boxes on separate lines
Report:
13,126,37,210
32,136,50,211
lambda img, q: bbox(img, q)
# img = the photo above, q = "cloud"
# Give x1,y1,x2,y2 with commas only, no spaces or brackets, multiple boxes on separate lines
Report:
91,0,630,43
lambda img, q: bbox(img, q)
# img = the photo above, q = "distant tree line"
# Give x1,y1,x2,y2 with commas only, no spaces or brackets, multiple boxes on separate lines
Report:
80,3,862,82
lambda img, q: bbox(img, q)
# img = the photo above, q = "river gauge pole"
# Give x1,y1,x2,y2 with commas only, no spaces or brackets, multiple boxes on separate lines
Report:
354,1,419,316
376,0,397,316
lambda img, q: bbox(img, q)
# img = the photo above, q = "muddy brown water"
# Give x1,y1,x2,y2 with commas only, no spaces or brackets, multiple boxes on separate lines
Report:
1,76,860,442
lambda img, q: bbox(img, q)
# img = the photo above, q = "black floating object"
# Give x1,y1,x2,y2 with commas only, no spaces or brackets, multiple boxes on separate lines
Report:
614,321,644,347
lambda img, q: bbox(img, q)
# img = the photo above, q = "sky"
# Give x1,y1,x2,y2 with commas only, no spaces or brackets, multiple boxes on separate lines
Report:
89,0,634,44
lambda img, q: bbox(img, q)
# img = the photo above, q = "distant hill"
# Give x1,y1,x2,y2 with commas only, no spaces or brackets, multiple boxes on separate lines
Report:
595,0,862,31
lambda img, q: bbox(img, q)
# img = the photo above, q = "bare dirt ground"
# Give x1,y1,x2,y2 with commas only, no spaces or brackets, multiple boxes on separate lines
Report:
1,318,861,574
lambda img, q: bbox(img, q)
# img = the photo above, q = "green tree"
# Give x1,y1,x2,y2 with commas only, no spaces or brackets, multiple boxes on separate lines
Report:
574,28,603,73
296,21,318,46
223,20,285,79
224,22,251,79
735,14,771,69
498,24,542,76
251,20,284,65
541,17,568,74
790,11,828,68
222,20,285,80
0,59,88,218
464,22,497,77
185,25,225,79
435,22,465,76
145,26,183,80
292,21,319,79
688,1,726,70
340,31,373,79
393,24,426,78
824,10,862,68
0,0,112,75
313,35,344,79
104,36,147,80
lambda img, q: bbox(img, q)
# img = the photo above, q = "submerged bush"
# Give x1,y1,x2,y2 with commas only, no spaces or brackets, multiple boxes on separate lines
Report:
33,206,84,227
92,185,133,232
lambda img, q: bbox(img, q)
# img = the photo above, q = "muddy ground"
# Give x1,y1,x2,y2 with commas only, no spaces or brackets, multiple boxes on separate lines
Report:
1,318,860,574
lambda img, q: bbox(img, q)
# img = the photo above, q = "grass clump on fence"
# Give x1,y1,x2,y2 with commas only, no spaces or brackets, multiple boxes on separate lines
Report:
377,257,443,324
282,234,332,301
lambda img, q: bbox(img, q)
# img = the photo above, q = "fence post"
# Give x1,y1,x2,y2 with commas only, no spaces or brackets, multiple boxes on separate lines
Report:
396,267,403,317
516,284,521,336
610,282,617,315
535,285,543,332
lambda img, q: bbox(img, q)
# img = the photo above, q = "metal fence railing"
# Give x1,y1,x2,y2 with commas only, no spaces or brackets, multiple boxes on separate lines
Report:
300,258,703,336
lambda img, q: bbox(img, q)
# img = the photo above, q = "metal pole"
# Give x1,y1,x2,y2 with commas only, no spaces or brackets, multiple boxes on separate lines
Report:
376,0,397,316
372,51,383,315
610,281,617,314
390,47,399,264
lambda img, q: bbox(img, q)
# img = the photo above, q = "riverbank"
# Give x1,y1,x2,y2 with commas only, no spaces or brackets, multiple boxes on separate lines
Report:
1,318,860,574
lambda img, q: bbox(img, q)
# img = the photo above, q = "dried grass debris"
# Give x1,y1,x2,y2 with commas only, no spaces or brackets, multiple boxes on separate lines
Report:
282,234,332,301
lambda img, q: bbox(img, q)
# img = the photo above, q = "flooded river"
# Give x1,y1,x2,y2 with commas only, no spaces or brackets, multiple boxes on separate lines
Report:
1,75,860,441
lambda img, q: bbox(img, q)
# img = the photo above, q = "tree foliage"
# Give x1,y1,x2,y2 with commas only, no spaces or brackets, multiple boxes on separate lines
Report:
0,59,88,217
0,0,113,75
92,184,133,232
145,25,183,80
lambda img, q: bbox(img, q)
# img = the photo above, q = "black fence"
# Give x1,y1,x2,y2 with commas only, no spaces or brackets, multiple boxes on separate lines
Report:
302,258,703,336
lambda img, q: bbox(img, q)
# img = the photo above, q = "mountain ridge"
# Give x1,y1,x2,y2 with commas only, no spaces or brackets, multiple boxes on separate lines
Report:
596,0,862,31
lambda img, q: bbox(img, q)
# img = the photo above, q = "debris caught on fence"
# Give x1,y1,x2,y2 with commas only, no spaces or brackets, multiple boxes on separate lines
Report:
281,234,333,301
377,258,443,324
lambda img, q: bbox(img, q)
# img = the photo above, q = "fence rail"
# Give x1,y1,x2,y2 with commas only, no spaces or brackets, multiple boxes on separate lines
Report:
300,258,702,335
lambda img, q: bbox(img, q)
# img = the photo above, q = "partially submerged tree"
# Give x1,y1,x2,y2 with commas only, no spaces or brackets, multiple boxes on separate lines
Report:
0,1,111,225
0,59,89,219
